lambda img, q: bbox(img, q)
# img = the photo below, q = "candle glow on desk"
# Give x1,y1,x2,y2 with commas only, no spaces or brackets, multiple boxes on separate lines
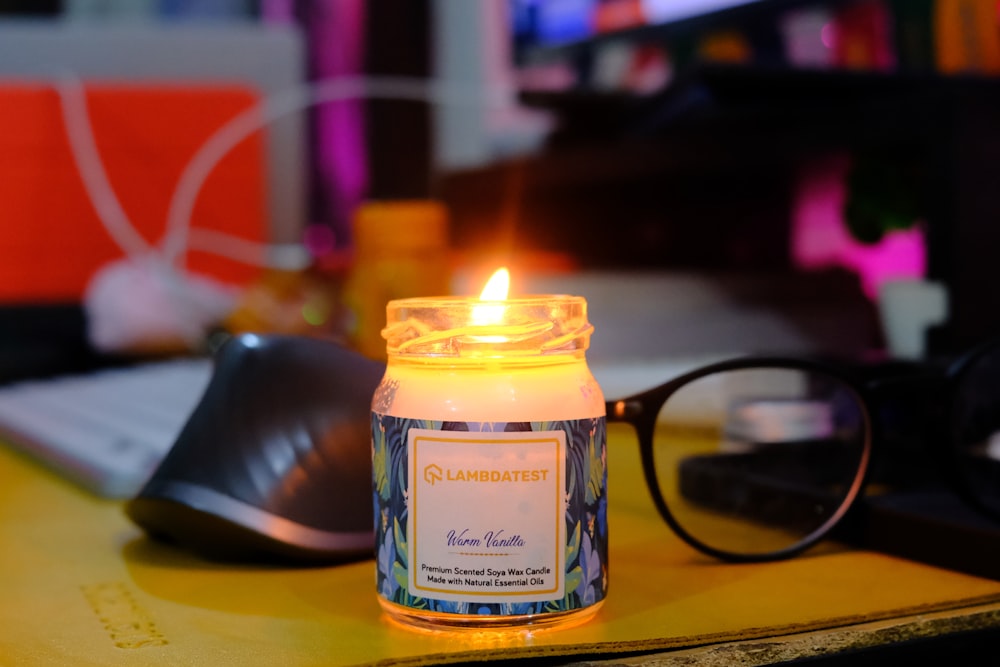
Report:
371,268,609,631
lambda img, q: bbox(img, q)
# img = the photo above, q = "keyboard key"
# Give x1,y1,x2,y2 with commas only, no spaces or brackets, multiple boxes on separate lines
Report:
0,358,212,498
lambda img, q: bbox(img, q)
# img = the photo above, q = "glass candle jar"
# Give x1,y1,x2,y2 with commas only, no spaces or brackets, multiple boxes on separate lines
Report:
371,295,608,631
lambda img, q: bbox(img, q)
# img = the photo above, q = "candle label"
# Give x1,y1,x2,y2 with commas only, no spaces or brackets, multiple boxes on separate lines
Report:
373,414,608,615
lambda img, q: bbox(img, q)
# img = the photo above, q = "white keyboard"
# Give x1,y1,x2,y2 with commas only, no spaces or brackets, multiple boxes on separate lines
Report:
0,358,213,498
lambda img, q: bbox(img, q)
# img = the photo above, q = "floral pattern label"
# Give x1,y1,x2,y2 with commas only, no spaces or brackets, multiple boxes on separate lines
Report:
373,414,608,617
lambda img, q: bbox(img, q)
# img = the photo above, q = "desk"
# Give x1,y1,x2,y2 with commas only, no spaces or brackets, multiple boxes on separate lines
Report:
3,423,1000,666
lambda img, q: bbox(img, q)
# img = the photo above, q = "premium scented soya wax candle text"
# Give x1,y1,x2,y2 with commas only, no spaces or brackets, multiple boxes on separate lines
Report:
371,269,608,630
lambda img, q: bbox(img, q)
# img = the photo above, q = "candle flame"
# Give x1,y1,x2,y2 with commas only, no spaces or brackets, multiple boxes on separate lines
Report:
471,267,509,328
478,267,510,301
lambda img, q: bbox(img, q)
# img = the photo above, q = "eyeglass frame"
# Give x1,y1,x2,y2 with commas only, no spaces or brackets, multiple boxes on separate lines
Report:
604,340,1000,564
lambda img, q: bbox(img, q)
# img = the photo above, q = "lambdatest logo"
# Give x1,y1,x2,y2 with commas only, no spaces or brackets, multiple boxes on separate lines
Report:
423,463,550,486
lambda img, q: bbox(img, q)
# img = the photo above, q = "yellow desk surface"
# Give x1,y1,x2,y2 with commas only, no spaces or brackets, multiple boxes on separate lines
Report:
3,424,1000,667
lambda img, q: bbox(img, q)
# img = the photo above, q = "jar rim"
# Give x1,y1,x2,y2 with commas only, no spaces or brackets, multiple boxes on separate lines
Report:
382,294,593,358
386,294,586,308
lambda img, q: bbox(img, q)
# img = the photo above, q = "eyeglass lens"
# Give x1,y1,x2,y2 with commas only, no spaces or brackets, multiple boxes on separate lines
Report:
952,343,1000,520
650,367,869,558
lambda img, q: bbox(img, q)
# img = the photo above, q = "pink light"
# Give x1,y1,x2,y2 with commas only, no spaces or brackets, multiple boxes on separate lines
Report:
306,0,368,246
303,223,336,257
820,22,837,49
791,156,926,299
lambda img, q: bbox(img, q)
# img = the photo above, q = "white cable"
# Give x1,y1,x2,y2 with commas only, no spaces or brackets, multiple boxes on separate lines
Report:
56,74,512,353
186,227,310,269
160,75,512,267
57,73,512,269
55,74,155,258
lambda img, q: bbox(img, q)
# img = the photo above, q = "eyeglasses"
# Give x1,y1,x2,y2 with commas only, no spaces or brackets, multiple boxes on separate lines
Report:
605,339,1000,563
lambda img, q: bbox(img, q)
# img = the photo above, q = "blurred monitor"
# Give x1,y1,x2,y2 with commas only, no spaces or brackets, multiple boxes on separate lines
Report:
509,0,827,65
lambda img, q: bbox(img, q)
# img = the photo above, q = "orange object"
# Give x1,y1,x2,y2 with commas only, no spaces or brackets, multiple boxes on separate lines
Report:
935,0,1000,74
341,200,452,360
698,30,754,64
0,83,268,303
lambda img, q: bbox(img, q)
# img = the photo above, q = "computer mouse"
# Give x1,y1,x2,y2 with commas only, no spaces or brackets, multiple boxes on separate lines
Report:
124,333,385,564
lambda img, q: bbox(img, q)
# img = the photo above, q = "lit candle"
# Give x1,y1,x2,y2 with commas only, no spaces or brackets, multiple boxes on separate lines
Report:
371,268,608,631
